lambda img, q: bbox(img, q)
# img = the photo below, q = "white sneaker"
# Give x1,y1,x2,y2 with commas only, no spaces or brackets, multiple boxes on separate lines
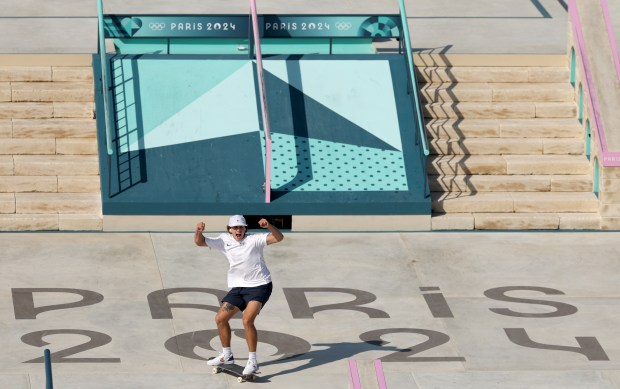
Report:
242,359,259,375
207,353,234,366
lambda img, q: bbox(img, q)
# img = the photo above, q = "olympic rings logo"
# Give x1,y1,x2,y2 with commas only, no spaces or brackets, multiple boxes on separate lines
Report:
149,23,166,31
335,22,352,31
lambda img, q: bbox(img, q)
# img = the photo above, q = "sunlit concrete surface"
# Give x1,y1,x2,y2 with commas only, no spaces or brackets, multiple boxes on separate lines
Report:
1,231,619,388
0,0,567,54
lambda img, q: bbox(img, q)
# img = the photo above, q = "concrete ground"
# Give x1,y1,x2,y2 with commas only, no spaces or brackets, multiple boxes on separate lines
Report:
0,0,569,54
2,0,620,388
1,231,619,388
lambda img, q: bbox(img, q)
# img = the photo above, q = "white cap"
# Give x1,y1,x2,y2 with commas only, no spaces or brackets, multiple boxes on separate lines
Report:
228,215,247,227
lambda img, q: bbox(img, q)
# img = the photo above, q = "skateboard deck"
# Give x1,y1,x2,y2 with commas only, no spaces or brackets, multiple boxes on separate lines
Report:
211,363,259,383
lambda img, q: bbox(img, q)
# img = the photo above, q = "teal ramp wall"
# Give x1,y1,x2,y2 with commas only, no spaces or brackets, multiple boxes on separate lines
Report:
94,54,430,215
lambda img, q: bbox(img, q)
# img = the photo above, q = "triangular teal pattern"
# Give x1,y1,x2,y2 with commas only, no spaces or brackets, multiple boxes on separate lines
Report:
112,57,252,152
264,68,398,151
109,56,410,193
263,59,402,151
257,59,409,192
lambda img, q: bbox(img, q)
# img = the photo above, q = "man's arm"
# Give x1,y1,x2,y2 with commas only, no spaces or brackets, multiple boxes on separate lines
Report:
195,222,208,247
259,218,284,245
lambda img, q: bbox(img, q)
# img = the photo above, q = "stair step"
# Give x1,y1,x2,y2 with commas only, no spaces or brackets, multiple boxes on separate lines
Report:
13,155,99,176
11,82,94,102
16,193,101,214
535,102,577,118
416,66,568,83
431,212,600,230
424,102,576,119
431,192,599,213
503,155,590,174
0,175,100,193
0,120,10,137
0,213,102,231
428,155,589,175
429,138,583,155
0,214,58,231
0,138,55,155
498,118,583,138
0,102,53,119
52,102,94,118
56,138,98,155
0,97,93,121
0,156,13,175
0,67,51,82
420,83,573,103
426,118,583,140
0,176,58,193
12,118,96,138
0,82,9,102
58,176,100,193
0,193,14,213
429,175,592,192
52,67,94,82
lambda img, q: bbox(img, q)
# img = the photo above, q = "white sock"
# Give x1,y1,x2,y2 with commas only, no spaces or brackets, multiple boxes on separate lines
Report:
223,347,232,356
248,352,257,362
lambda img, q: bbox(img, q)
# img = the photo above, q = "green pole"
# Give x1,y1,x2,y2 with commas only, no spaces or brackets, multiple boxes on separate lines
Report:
397,0,429,156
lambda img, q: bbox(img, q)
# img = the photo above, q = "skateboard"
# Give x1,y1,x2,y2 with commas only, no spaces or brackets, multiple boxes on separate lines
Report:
211,363,259,383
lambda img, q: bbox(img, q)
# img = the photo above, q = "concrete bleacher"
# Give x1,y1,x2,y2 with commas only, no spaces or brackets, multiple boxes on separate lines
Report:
420,55,600,230
0,60,101,231
0,53,600,231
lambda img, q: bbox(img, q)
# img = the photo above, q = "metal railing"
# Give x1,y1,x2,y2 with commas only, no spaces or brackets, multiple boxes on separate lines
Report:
397,0,430,197
96,0,113,157
249,0,272,203
397,0,429,158
568,0,620,166
600,0,620,83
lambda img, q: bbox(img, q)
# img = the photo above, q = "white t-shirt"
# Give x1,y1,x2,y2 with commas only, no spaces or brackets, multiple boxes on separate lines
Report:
205,233,272,287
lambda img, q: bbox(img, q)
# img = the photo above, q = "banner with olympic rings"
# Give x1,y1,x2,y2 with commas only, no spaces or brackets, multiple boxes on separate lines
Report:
103,15,401,39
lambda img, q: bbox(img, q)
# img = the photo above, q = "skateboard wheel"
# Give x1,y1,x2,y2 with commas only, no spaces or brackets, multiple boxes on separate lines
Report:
237,377,243,383
212,367,220,374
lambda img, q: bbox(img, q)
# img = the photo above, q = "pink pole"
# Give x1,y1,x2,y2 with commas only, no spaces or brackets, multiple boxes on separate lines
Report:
600,0,620,83
348,359,362,389
249,0,272,202
374,359,388,389
568,0,620,166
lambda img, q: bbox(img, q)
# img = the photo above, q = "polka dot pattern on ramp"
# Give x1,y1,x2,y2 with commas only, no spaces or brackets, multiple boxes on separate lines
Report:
263,133,408,192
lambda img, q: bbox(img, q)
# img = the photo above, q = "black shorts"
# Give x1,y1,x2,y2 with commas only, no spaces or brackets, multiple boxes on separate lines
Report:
222,282,273,311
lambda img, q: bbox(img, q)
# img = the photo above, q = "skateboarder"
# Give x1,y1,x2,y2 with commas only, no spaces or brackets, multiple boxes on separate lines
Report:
194,215,284,376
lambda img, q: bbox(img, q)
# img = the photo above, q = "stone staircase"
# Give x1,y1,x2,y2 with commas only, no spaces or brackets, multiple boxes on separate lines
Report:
418,60,600,230
0,58,603,231
0,63,101,231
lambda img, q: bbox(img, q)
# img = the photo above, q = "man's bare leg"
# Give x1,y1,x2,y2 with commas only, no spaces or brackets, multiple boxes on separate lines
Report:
215,302,239,347
242,301,263,352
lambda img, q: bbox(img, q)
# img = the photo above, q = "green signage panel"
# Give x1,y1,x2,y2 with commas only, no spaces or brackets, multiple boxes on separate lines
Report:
103,15,401,39
104,15,250,38
262,15,401,38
